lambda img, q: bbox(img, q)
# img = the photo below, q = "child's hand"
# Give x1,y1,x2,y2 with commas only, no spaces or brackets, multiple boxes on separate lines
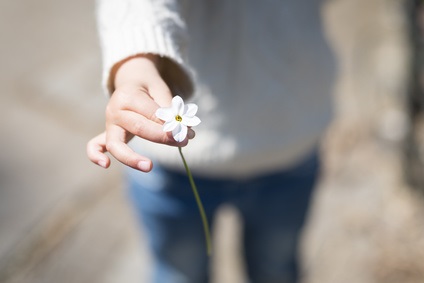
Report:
86,55,194,172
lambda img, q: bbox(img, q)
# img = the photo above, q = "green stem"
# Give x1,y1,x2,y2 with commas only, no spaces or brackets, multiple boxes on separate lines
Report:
178,147,212,256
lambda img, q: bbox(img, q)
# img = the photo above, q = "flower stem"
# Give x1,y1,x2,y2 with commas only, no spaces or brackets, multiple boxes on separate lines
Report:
178,147,212,256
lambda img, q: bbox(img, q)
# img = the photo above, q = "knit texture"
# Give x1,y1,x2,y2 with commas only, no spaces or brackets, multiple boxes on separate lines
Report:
96,0,336,178
96,0,192,95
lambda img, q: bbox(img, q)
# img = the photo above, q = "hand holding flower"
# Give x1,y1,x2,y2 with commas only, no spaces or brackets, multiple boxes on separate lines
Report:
86,55,195,172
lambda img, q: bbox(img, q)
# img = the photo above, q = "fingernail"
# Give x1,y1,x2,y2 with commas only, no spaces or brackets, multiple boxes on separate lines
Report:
187,130,196,139
137,161,151,172
98,160,107,168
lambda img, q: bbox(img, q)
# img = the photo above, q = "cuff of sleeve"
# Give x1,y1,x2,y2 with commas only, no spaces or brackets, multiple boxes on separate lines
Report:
99,25,194,98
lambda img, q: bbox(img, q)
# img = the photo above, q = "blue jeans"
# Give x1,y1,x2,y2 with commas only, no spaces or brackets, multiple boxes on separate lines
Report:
126,151,320,283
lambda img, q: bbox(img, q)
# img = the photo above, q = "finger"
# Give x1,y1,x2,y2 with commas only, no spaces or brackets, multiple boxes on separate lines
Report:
116,110,189,146
106,125,153,172
87,132,111,168
147,80,195,143
114,87,169,124
128,77,173,121
147,78,174,108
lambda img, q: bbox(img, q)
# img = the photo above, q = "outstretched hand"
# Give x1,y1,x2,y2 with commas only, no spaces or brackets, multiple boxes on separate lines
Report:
86,55,194,172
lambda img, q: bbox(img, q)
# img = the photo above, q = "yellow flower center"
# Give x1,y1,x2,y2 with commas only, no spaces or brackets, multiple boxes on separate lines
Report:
175,115,183,122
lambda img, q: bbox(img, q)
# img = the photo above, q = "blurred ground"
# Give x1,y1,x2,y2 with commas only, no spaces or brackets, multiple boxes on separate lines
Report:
1,0,424,283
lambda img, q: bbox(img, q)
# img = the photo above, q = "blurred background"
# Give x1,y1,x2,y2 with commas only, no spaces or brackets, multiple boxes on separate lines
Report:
1,0,424,282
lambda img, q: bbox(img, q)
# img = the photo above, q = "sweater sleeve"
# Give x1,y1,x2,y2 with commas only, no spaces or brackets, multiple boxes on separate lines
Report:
95,0,193,97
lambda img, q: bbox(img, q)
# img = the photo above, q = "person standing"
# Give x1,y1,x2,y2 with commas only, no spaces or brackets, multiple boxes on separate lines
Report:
87,0,336,282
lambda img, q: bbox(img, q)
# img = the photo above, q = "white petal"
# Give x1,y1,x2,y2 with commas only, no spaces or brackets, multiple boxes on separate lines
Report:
184,104,198,117
171,96,185,116
172,123,188,142
155,107,174,122
163,120,179,132
182,116,201,127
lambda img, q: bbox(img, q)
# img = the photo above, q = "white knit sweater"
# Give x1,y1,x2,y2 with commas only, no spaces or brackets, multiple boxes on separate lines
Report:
96,0,336,178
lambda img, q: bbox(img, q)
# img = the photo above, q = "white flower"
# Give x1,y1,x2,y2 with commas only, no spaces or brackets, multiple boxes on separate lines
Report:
155,96,201,142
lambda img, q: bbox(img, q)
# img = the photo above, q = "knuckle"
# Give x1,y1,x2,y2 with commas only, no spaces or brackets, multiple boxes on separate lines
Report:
113,89,132,108
105,104,114,118
148,111,159,123
108,90,130,111
105,143,112,153
105,140,117,153
132,120,146,136
105,101,122,120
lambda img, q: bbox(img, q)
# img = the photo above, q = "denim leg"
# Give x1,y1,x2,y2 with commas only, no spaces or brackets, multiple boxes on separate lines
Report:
235,153,320,283
126,165,222,283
